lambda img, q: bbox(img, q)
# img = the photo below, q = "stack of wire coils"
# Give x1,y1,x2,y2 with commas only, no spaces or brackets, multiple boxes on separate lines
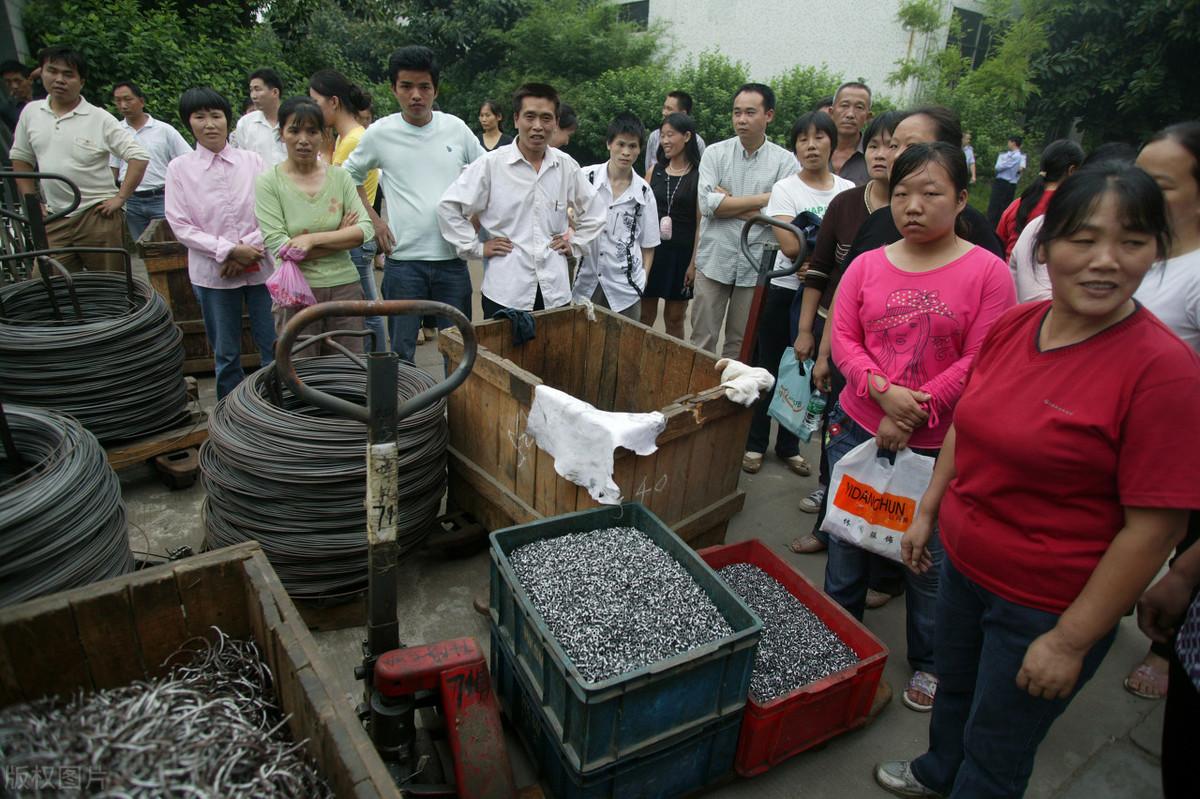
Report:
0,404,133,607
0,273,189,443
200,356,448,599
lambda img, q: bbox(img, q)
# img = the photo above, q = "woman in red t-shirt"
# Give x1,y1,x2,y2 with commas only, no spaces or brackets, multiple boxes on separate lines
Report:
875,162,1200,798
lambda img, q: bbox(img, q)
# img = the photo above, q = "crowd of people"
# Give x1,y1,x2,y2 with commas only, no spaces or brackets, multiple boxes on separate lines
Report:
4,40,1200,799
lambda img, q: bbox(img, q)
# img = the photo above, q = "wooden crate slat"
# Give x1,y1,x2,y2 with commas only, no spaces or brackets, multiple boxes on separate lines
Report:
633,331,669,413
129,568,191,677
175,554,253,639
0,595,93,701
595,313,623,411
580,311,608,406
71,583,145,690
613,319,647,412
660,341,697,408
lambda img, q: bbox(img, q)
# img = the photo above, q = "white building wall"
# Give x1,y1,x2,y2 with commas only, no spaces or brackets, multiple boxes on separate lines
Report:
642,0,977,103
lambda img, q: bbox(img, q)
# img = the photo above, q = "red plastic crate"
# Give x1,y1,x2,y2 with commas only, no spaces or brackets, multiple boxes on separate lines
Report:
699,539,889,778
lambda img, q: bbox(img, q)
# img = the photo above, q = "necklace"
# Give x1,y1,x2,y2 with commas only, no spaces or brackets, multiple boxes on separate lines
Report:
864,182,885,213
660,169,687,240
665,161,692,177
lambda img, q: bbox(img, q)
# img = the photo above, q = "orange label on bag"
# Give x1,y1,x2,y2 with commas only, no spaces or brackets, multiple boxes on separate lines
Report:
832,474,917,533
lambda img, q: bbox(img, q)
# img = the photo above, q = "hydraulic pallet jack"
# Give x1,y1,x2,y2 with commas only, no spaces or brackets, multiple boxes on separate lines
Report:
275,300,516,799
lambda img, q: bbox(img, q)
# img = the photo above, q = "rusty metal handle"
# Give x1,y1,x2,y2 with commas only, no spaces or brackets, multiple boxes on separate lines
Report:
274,300,477,425
0,171,83,224
739,213,808,280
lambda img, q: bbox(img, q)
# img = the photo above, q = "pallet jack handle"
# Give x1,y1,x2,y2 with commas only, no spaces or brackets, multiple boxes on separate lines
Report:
737,213,808,365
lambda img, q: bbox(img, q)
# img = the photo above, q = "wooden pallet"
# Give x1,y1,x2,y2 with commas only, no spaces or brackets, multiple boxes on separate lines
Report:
105,407,209,471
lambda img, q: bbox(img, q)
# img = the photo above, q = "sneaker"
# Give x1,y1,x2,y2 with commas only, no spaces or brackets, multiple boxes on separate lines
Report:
742,452,764,474
866,589,894,610
798,486,826,513
874,761,940,797
783,454,812,476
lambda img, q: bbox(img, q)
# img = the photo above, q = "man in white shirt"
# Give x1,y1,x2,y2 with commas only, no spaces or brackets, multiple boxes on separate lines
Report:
9,46,149,272
345,46,485,364
437,83,606,316
232,68,286,168
690,82,797,358
109,81,191,241
572,113,661,320
643,91,706,179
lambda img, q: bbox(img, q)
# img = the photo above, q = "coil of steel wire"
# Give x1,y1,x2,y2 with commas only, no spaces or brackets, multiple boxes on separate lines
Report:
0,272,189,443
0,405,133,607
200,355,448,599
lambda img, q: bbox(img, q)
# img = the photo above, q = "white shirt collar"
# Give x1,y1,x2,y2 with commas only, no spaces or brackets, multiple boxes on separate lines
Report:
590,162,650,205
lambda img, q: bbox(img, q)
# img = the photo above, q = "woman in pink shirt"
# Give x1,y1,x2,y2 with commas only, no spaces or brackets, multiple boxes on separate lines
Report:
827,142,1016,711
164,87,276,400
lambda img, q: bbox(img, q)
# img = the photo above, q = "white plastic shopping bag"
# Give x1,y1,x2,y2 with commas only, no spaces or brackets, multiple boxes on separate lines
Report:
820,439,935,562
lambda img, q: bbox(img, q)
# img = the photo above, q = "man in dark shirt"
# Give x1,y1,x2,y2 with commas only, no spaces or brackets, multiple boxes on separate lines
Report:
829,82,873,187
0,60,34,133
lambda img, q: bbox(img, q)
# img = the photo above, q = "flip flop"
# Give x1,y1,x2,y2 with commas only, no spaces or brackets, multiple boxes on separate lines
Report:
789,534,826,554
1123,663,1168,700
903,670,937,712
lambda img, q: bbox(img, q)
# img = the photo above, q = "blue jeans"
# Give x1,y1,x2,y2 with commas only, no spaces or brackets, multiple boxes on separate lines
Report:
193,283,276,400
125,192,165,242
350,241,386,352
381,258,472,363
910,558,1116,798
822,404,941,672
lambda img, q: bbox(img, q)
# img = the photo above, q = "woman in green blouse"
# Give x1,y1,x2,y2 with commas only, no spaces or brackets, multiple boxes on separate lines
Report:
256,96,375,354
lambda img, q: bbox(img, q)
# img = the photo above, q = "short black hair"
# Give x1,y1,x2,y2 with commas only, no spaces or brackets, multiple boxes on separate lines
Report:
789,111,838,152
889,141,971,197
388,46,439,88
1009,134,1024,147
0,60,30,77
111,81,144,100
557,103,578,130
248,68,283,95
606,111,645,145
1037,162,1170,260
666,90,693,114
39,46,87,81
277,95,325,133
812,95,834,112
906,105,962,148
179,86,232,127
734,82,776,112
512,83,559,117
863,110,905,145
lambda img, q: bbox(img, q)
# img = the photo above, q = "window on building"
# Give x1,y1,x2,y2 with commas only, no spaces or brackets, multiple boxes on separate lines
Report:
617,0,649,29
950,7,993,70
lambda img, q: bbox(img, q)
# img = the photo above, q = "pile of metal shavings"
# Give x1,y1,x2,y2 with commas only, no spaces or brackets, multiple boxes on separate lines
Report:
717,563,858,702
0,628,332,798
509,526,733,683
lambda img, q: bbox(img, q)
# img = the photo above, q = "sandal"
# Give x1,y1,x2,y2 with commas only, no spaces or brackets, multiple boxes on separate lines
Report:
1123,660,1168,700
903,671,937,712
789,533,827,554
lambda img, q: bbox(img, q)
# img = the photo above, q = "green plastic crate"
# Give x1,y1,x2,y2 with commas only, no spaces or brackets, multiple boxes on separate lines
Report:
488,503,761,774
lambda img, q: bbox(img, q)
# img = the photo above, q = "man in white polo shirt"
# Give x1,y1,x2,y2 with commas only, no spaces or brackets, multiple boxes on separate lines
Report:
110,80,190,241
344,46,485,364
9,46,149,272
232,68,286,168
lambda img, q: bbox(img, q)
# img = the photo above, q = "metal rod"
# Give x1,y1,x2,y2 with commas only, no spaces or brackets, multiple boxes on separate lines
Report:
0,397,24,477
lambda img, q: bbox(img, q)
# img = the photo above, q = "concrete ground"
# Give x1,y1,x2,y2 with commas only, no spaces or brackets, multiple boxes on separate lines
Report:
119,258,1165,798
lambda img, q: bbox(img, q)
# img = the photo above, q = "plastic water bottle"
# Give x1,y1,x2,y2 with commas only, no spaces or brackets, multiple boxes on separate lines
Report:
798,392,826,442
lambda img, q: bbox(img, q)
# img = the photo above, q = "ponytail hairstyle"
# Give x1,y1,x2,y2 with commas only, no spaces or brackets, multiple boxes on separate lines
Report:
1015,139,1085,232
308,69,370,115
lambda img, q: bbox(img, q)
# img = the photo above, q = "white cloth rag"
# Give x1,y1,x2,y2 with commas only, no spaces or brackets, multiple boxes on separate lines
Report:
525,385,666,505
715,357,775,406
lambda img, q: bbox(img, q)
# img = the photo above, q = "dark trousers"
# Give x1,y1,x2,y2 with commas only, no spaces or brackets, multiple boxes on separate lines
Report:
1150,512,1200,659
481,288,545,319
987,179,1018,229
1163,616,1200,798
192,284,276,401
746,285,800,457
382,258,472,363
911,558,1116,798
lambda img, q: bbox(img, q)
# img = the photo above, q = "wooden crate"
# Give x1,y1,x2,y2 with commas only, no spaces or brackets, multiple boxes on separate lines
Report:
438,305,751,548
0,542,400,799
137,218,263,376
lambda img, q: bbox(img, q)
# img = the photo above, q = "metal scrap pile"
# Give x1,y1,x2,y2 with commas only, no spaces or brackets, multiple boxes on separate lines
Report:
0,629,331,798
510,527,733,683
717,563,858,702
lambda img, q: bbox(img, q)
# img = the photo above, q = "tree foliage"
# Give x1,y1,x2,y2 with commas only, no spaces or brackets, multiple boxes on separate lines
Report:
1028,0,1200,145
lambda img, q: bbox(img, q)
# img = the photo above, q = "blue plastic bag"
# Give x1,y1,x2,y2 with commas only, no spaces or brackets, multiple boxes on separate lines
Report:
767,350,813,438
